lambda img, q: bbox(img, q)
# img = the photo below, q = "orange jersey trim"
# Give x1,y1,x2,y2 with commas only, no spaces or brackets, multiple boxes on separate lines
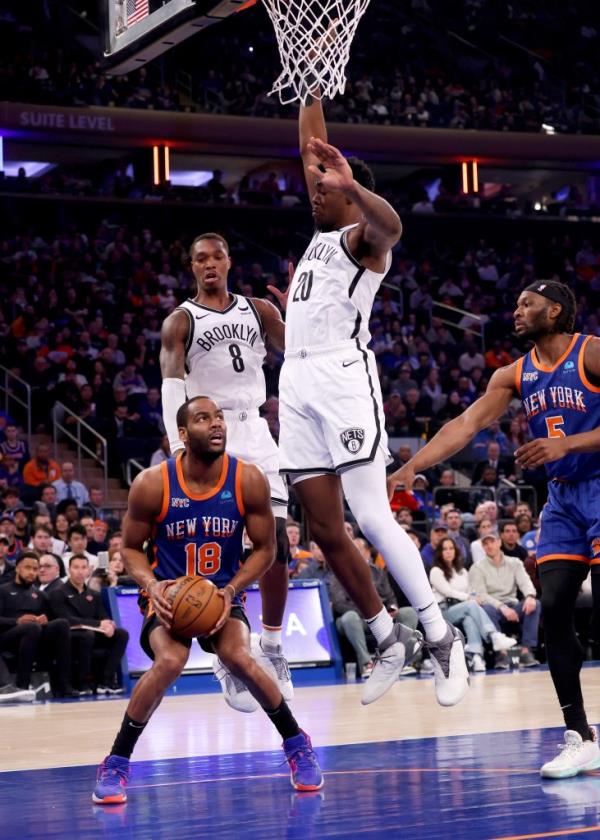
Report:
536,553,590,565
578,335,600,394
514,356,524,396
175,452,229,501
531,333,579,373
235,459,245,517
156,461,170,523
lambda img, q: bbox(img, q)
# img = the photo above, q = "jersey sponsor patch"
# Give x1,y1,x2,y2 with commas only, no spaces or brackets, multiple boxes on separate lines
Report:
171,497,190,508
523,371,538,382
340,427,365,453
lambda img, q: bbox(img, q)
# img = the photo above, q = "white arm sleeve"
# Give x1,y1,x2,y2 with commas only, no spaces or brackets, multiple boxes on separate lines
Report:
161,377,187,453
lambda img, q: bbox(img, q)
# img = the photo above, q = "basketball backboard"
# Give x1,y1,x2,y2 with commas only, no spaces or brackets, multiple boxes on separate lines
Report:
103,0,257,74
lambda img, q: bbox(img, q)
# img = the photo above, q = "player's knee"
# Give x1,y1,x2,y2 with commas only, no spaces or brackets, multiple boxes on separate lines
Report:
353,509,391,545
220,647,252,677
154,650,187,683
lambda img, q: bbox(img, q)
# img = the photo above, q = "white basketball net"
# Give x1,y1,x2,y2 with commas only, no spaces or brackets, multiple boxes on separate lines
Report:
261,0,372,105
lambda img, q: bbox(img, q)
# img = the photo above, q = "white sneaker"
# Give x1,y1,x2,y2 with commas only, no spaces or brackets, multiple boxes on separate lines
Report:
490,632,518,652
361,624,423,705
251,634,294,701
212,656,258,713
540,728,600,779
428,623,470,707
469,653,487,672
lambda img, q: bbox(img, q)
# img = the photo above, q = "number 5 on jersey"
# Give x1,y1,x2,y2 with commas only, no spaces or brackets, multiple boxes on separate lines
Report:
546,415,565,438
186,542,222,576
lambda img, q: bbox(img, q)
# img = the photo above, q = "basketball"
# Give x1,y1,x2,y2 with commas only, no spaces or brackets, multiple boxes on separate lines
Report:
166,576,223,638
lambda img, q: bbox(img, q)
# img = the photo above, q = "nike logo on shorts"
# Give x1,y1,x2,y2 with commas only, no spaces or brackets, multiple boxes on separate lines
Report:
342,360,359,368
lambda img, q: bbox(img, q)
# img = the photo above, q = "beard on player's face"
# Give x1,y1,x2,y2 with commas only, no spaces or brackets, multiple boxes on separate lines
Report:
186,430,227,461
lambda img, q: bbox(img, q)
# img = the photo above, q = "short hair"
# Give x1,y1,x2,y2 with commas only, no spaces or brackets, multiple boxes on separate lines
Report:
15,550,40,566
347,157,375,192
176,395,213,428
189,233,229,259
67,524,87,541
68,552,89,567
33,525,52,537
40,552,66,576
500,520,518,532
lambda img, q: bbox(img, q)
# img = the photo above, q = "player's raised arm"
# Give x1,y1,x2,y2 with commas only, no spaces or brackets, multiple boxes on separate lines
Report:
160,309,190,454
122,467,174,628
387,363,517,497
300,89,327,200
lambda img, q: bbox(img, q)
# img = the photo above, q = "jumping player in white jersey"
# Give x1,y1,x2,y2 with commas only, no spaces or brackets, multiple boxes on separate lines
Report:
160,233,293,711
268,91,469,706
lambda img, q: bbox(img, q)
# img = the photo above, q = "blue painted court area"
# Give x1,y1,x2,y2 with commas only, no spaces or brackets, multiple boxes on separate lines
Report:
3,729,600,840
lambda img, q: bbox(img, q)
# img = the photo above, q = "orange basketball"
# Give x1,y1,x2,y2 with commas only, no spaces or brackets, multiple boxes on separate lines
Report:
166,576,223,638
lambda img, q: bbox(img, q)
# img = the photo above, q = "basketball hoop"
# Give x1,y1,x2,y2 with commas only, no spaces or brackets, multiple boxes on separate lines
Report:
261,0,372,105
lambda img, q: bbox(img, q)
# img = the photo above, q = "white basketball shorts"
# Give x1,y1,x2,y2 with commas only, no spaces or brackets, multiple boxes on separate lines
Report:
278,340,391,478
223,409,288,517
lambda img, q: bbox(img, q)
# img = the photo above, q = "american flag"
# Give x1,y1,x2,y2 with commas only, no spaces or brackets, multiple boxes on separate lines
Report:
127,0,149,26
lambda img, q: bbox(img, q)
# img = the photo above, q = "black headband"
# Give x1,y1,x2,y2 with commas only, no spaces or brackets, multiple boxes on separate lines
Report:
523,281,573,309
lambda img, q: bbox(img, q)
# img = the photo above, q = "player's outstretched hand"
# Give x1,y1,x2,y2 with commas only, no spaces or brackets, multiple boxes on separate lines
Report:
148,579,175,630
515,437,568,469
208,587,233,637
307,137,355,192
386,465,415,500
267,261,294,312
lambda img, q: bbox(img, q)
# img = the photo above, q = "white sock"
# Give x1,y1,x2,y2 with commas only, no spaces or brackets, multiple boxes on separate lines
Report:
261,625,282,648
341,456,448,644
365,606,394,645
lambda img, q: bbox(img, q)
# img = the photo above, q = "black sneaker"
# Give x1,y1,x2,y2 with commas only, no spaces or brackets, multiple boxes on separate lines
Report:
0,683,35,703
494,651,510,670
75,686,94,697
53,687,81,699
97,681,125,695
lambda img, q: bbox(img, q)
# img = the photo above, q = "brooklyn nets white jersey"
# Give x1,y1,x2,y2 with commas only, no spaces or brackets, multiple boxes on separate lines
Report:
177,294,288,509
178,294,266,411
279,224,392,476
285,223,392,351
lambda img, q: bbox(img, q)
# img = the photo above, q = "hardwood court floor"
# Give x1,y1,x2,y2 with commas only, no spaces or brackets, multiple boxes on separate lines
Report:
2,667,600,839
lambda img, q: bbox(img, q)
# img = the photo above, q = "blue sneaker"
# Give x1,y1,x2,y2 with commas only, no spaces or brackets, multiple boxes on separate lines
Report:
92,755,130,804
282,731,323,791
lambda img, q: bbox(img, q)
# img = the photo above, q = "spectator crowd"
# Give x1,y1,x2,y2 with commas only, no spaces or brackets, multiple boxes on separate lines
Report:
0,1,598,134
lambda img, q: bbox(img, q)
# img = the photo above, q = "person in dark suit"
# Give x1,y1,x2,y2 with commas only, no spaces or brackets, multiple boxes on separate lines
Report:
0,551,74,697
49,553,128,694
37,552,66,594
471,441,515,484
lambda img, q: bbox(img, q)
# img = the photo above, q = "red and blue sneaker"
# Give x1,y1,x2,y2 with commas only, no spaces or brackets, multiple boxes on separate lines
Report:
92,755,130,804
282,731,323,791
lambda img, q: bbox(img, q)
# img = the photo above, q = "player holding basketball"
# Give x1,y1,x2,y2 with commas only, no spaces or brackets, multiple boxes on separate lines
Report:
93,396,322,803
160,234,292,711
266,92,469,707
388,281,600,778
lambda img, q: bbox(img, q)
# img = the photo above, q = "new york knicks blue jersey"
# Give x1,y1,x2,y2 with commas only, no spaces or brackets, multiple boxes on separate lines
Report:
517,333,600,482
151,453,245,601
